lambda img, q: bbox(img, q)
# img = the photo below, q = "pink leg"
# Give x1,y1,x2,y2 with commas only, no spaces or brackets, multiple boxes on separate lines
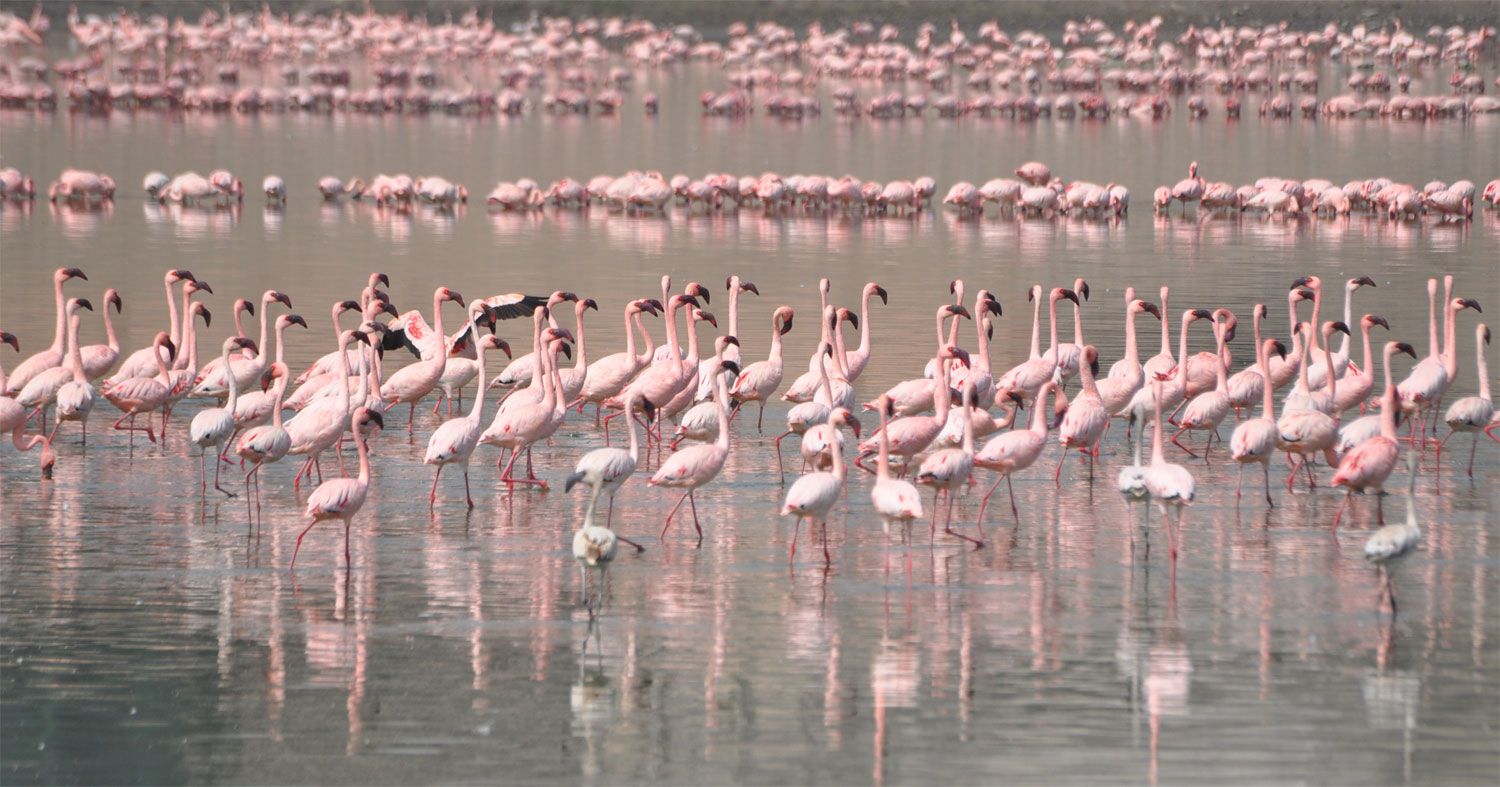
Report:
343,517,352,569
463,467,474,509
213,446,234,496
974,475,1001,526
821,519,832,564
1053,448,1067,484
430,464,443,507
789,516,801,565
773,431,791,483
1332,492,1349,530
688,491,703,545
1263,462,1275,507
408,402,416,435
290,517,317,570
942,489,983,547
660,491,691,540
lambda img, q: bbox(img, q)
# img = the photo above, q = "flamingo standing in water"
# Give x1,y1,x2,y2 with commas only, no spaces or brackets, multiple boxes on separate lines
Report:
649,359,739,545
1168,161,1205,215
1441,323,1496,476
567,390,651,551
1399,284,1482,445
292,406,384,572
1332,341,1418,529
842,282,888,383
695,276,758,400
424,311,506,509
192,289,293,399
1098,290,1161,416
1307,276,1377,390
2,332,52,471
731,305,794,431
1277,322,1344,490
190,337,259,500
102,332,176,452
997,287,1077,406
1229,337,1289,506
237,362,292,520
571,469,619,607
1144,379,1196,562
781,408,859,565
1056,344,1109,480
1364,453,1422,615
70,288,122,381
1173,315,1235,460
974,381,1057,527
870,394,924,569
1141,286,1175,379
915,381,985,547
6,267,86,396
574,298,660,427
285,328,370,490
380,287,466,434
483,315,573,489
16,297,93,433
857,335,969,475
51,298,99,443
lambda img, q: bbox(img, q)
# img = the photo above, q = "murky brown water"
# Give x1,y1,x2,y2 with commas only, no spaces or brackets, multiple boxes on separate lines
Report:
2,49,1499,785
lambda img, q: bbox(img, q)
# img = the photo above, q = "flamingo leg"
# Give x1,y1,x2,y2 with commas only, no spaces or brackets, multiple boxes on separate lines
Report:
757,401,766,433
290,517,318,570
343,517,351,569
773,431,791,483
976,475,1003,526
942,488,984,548
1332,492,1349,530
821,519,831,565
199,450,208,501
1263,461,1275,507
1053,448,1067,484
213,446,234,496
463,466,474,509
789,515,801,564
1468,433,1478,478
1235,463,1245,500
688,491,703,545
430,464,443,507
408,402,416,435
661,491,691,540
1170,428,1200,458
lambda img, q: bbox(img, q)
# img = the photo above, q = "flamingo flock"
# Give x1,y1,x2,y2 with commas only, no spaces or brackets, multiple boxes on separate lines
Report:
2,265,1492,588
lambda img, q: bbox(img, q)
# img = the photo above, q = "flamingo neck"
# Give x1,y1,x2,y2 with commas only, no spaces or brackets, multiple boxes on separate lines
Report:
184,316,200,373
728,286,740,338
165,277,181,354
622,307,637,361
271,380,286,428
683,315,701,362
1477,337,1491,402
664,302,682,367
573,308,588,369
768,318,784,362
961,394,975,453
624,396,640,462
1080,353,1100,396
876,409,892,479
713,378,731,450
466,316,485,421
933,360,951,423
1212,327,1228,390
975,313,991,372
1307,287,1323,353
1028,290,1042,359
857,290,873,354
1175,316,1192,385
1360,322,1375,382
830,423,846,480
1150,385,1166,464
1379,348,1399,440
1123,305,1140,365
1258,342,1274,419
68,314,86,384
1031,386,1048,433
430,294,447,374
1071,297,1084,347
633,312,654,364
1159,290,1172,357
1294,325,1313,393
1047,295,1062,357
273,322,287,366
354,415,371,483
153,341,172,379
335,338,355,413
1441,302,1460,377
103,302,119,353
1322,331,1338,406
255,298,271,362
1338,288,1355,356
223,345,241,412
831,323,851,379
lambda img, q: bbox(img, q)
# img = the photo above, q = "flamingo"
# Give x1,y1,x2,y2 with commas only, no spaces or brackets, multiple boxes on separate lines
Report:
1141,286,1175,379
648,279,711,362
285,329,370,491
379,286,466,434
236,362,292,520
227,314,309,451
493,291,577,386
575,298,660,427
190,337,259,500
1180,308,1235,403
694,276,758,400
1363,453,1422,615
291,407,384,572
1144,377,1195,563
1173,316,1235,460
1284,321,1352,415
1125,309,1213,426
1117,402,1151,501
556,298,601,406
1331,315,1391,415
731,306,794,432
1056,346,1109,480
649,359,739,545
1226,303,1273,415
870,394,924,569
1043,278,1089,384
1332,341,1419,529
614,294,699,444
566,390,651,551
842,282,889,383
432,302,507,418
570,470,619,607
1,332,49,468
915,381,984,547
192,289,293,399
1398,287,1482,444
1308,276,1377,390
1440,323,1495,477
16,297,93,431
657,307,720,426
797,348,862,473
1229,337,1289,506
674,337,739,449
154,297,212,438
781,407,858,565
424,327,506,510
51,299,98,444
856,337,969,474
1266,286,1314,392
6,267,86,396
997,287,1079,405
102,332,176,452
483,316,573,489
1277,322,1343,490
1098,289,1162,415
974,381,1057,526
1168,160,1205,214
70,288,122,381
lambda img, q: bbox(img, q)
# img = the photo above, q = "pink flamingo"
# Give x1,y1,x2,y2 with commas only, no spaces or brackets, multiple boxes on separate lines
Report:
730,306,794,431
424,322,506,509
193,289,293,399
228,314,309,450
1168,161,1205,214
1265,286,1314,391
496,290,579,386
16,297,93,429
1,332,49,468
1125,309,1213,428
6,267,86,396
1144,379,1195,561
1173,316,1235,460
1229,337,1289,506
292,406,384,572
650,359,739,545
856,328,969,474
109,269,199,384
1276,322,1343,490
482,315,572,489
617,293,700,444
974,381,1058,525
842,283,888,383
102,332,176,452
1440,323,1495,476
1332,341,1418,529
236,363,292,520
553,298,600,406
70,288,122,381
379,286,465,434
694,276,758,400
1331,314,1390,414
190,337,259,500
575,298,660,427
286,328,370,491
1308,277,1377,390
1056,346,1109,480
781,407,858,565
997,287,1078,405
1399,284,1481,444
51,301,98,444
1098,292,1162,415
915,381,984,547
1141,286,1175,379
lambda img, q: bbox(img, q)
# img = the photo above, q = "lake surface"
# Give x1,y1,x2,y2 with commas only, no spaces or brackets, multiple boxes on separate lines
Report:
2,43,1499,785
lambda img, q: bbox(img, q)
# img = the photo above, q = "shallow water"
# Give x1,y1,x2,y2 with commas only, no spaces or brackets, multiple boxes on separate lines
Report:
2,51,1500,784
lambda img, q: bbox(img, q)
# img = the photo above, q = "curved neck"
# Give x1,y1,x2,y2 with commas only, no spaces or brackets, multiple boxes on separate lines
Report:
354,415,371,483
153,341,172,379
102,302,119,352
633,312,654,363
768,316,784,362
1080,352,1099,396
934,309,950,352
622,307,637,360
573,308,588,369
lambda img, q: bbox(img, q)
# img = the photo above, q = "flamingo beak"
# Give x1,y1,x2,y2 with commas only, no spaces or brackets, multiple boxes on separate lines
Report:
780,315,794,335
498,340,513,359
172,269,197,283
584,298,599,312
724,336,740,347
1396,342,1417,358
874,285,888,305
0,332,18,352
195,282,215,295
75,298,94,311
365,411,385,431
1273,340,1288,360
63,267,87,281
376,273,390,287
1460,298,1482,313
1355,276,1376,288
1332,321,1351,335
1191,309,1212,319
109,292,123,312
742,282,759,295
273,291,292,308
1369,315,1390,330
1142,302,1162,319
720,360,741,376
1078,281,1090,301
1060,289,1080,306
1290,276,1311,289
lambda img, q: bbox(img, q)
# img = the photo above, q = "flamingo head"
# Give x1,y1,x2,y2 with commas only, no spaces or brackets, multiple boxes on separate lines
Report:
942,344,972,367
370,272,391,289
283,314,309,330
231,337,258,354
1365,315,1390,330
57,266,87,283
1289,275,1322,291
440,287,466,307
187,280,214,297
153,332,177,360
672,294,700,310
1137,300,1163,319
1485,326,1492,346
192,304,212,328
356,408,384,432
268,290,293,309
1057,288,1081,306
1327,321,1351,337
1004,389,1026,407
1394,342,1417,359
580,298,599,313
871,283,889,305
1082,345,1100,376
1270,340,1288,360
1215,309,1238,342
981,293,1002,317
1349,275,1377,291
168,268,196,284
838,307,858,330
236,299,255,317
71,298,94,312
336,299,362,318
1189,308,1212,322
1075,279,1091,301
686,281,711,303
1027,285,1042,303
105,289,123,313
944,303,972,320
719,360,742,377
694,309,718,328
0,332,17,352
1252,302,1267,320
832,408,862,440
1455,297,1482,313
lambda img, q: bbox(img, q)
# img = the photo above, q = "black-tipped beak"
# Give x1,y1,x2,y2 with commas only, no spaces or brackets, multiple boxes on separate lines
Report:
780,315,794,335
1078,281,1090,301
1460,298,1481,313
1396,342,1417,358
720,360,741,376
1273,340,1288,360
845,313,860,330
196,282,215,295
584,298,599,312
0,332,18,352
691,284,710,303
497,340,513,359
875,285,888,305
1369,315,1390,330
560,343,573,360
236,338,259,353
1332,321,1351,335
289,315,309,329
109,293,123,312
173,269,196,282
679,295,700,309
724,335,740,347
949,279,958,295
339,299,361,312
648,299,664,313
199,308,212,328
1295,288,1315,301
366,411,385,430
700,311,718,328
1142,302,1162,319
1290,276,1311,289
1355,276,1376,288
376,273,390,286
75,298,94,311
243,302,256,316
64,267,87,280
1007,390,1025,406
947,304,972,319
163,339,177,358
1191,309,1212,319
273,291,292,308
1061,289,1080,306
742,282,759,296
353,331,371,346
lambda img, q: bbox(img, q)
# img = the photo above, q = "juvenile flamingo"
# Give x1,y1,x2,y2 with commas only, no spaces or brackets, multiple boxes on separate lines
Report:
1332,341,1418,529
782,407,859,565
1229,338,1289,506
190,337,259,500
650,360,739,545
730,306,794,431
1439,323,1494,477
571,471,619,607
1364,454,1422,615
292,407,384,572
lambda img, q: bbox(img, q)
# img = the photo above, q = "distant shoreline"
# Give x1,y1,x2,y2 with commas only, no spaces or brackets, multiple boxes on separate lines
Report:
49,1,1500,38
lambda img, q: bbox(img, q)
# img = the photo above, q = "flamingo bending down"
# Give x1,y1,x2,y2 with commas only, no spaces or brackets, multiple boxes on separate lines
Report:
102,332,176,452
236,363,292,520
567,390,651,551
292,407,384,571
424,320,506,509
189,337,259,499
380,287,466,434
1332,342,1419,529
571,470,619,607
1144,379,1195,561
6,267,86,396
730,306,794,432
1440,323,1496,476
649,360,739,545
1229,338,1289,506
781,408,858,565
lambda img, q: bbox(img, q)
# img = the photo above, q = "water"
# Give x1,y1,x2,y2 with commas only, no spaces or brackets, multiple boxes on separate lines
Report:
3,52,1499,784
